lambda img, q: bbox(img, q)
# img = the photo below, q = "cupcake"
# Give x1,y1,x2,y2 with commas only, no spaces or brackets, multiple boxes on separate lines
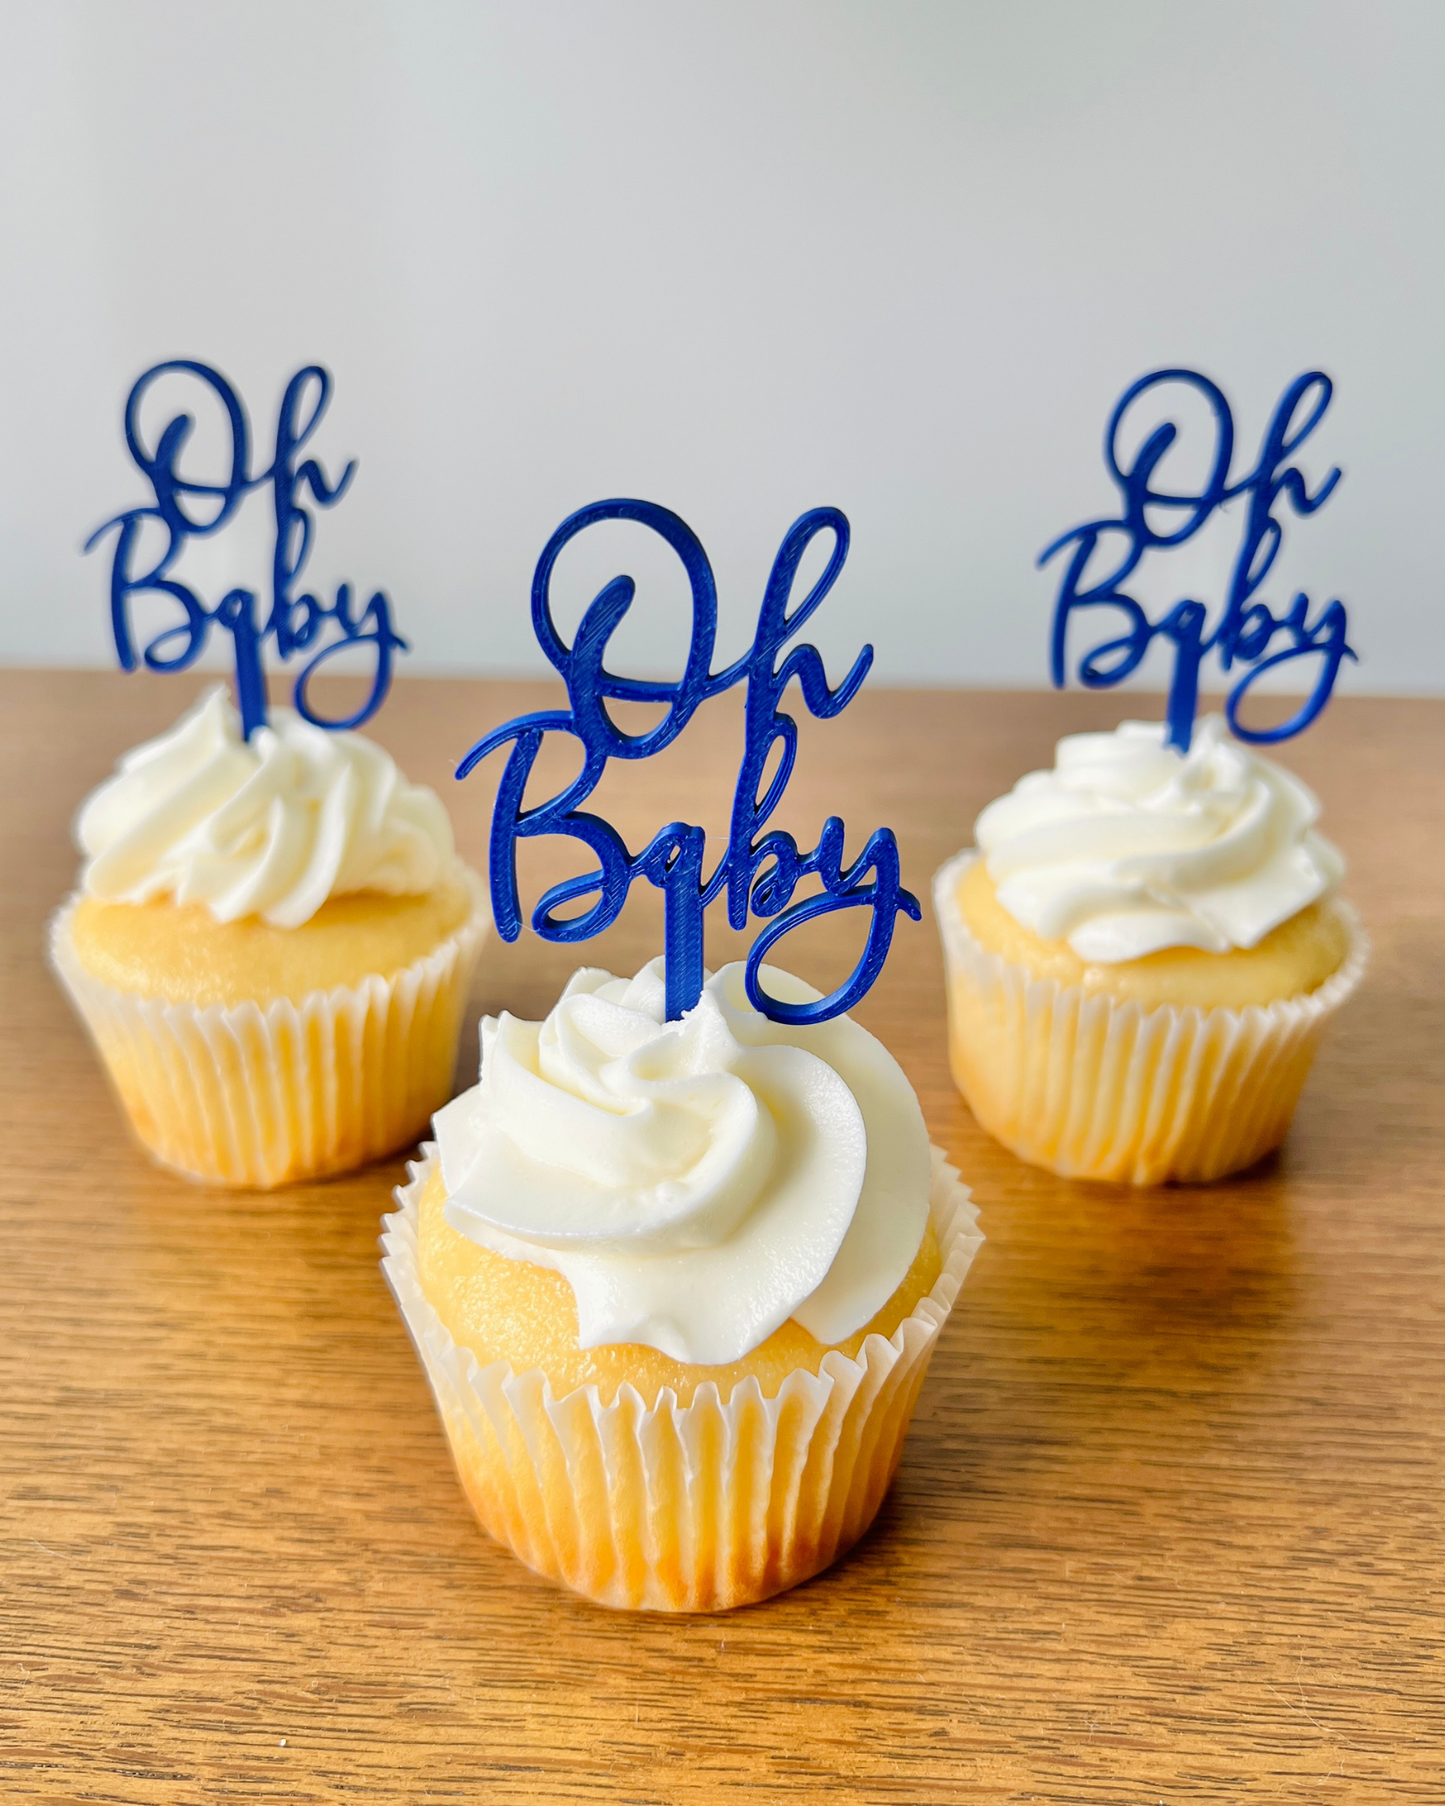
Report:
383,957,981,1612
50,684,487,1188
935,716,1367,1185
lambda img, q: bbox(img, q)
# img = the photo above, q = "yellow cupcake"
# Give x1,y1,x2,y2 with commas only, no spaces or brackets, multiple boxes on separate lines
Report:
51,686,486,1188
384,960,983,1611
67,879,474,1007
936,719,1367,1185
416,1161,943,1407
953,856,1351,1011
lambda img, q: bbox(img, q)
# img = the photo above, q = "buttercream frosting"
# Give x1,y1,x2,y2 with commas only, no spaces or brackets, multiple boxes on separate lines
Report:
76,684,456,929
433,958,932,1365
974,716,1345,962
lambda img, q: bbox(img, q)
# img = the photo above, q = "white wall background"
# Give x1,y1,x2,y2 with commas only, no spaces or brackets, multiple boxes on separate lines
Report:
1,0,1441,694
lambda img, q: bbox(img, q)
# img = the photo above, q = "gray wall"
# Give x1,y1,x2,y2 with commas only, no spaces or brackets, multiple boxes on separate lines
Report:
1,0,1441,694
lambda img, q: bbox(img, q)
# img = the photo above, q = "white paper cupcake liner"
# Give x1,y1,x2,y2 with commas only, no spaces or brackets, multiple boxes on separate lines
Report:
49,872,488,1189
934,849,1369,1185
382,1144,982,1612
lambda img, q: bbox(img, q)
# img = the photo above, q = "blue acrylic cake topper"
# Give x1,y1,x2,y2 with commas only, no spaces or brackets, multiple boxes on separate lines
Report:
457,499,921,1027
85,360,407,739
1041,368,1356,753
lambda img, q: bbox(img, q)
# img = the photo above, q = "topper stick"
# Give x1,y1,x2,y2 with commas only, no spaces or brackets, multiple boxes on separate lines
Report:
458,500,920,1027
652,824,708,1020
215,588,269,740
1041,368,1356,752
85,360,406,737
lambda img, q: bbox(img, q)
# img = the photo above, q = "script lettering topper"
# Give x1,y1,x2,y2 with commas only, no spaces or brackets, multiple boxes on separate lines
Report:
1041,368,1356,752
85,359,406,739
458,500,920,1026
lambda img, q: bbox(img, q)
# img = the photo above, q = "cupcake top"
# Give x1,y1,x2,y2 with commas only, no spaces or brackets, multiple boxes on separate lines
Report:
75,684,456,929
433,957,932,1366
974,716,1344,962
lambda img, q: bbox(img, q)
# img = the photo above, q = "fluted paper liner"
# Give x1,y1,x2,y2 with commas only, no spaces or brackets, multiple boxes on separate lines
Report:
934,849,1368,1185
382,1144,982,1612
49,873,488,1189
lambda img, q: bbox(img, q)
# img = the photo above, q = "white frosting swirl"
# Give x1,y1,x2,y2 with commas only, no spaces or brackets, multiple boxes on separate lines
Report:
433,958,931,1365
76,684,456,928
974,716,1345,962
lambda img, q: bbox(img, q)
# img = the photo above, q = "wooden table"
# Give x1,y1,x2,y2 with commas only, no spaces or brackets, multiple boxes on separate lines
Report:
3,669,1442,1804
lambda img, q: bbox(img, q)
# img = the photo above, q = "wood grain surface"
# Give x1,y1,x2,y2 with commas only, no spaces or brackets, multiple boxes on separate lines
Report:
2,668,1442,1804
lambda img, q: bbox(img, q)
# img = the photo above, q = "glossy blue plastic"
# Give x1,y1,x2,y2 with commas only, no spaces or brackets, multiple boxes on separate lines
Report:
85,360,406,738
457,499,920,1025
1041,369,1356,752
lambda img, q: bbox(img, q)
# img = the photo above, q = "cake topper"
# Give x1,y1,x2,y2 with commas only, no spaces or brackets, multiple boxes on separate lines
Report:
85,359,406,739
1041,368,1355,753
457,499,919,1026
